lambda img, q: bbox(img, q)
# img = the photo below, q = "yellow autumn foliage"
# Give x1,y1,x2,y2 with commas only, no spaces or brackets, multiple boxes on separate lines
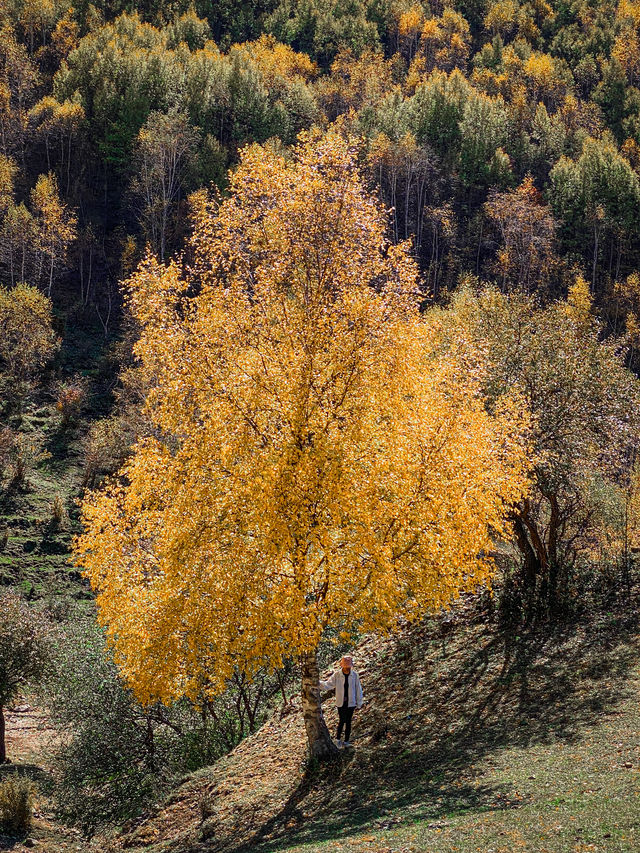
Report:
230,34,318,84
398,5,425,38
75,131,528,712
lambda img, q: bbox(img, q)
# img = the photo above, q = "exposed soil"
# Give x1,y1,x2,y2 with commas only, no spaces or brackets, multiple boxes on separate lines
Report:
1,701,84,853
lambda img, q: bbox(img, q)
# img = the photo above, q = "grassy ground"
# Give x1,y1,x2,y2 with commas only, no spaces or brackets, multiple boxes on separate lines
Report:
0,340,103,851
0,396,91,603
107,599,640,853
0,314,113,603
0,391,94,852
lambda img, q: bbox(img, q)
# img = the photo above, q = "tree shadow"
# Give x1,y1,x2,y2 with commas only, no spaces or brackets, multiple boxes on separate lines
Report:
0,762,53,789
43,424,77,466
234,609,640,852
0,833,28,850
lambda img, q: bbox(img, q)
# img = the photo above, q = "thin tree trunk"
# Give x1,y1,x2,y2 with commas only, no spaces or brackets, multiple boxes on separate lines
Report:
67,137,72,196
547,493,561,611
519,501,548,572
0,705,6,764
300,650,339,761
512,513,540,587
145,714,155,772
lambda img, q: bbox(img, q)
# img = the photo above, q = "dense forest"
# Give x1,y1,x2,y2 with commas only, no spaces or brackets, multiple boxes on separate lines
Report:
5,0,640,308
3,0,640,848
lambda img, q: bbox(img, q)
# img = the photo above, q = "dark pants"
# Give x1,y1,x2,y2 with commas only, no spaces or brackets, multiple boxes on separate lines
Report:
337,704,354,742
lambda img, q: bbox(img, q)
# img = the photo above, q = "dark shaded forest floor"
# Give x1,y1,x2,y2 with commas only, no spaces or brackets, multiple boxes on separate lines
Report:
103,600,640,853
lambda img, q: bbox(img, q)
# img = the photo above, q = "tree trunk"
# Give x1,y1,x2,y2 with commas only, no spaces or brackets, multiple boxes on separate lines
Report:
543,491,563,613
300,651,339,761
0,705,6,764
512,513,540,587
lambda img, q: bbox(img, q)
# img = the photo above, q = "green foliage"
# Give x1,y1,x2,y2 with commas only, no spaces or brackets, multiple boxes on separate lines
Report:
166,8,212,50
0,591,51,711
405,70,470,159
4,0,640,297
459,91,510,188
439,281,640,612
550,137,640,285
266,0,384,64
53,13,179,170
47,619,183,834
593,59,633,142
53,11,317,178
47,618,290,834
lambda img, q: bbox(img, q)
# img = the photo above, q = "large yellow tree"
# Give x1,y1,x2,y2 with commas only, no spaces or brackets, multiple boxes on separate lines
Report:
76,131,527,758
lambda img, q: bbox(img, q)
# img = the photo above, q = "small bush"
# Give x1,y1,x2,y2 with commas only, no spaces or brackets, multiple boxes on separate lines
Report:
56,381,87,427
0,775,34,835
1,434,50,488
47,619,290,835
0,428,16,483
50,494,67,529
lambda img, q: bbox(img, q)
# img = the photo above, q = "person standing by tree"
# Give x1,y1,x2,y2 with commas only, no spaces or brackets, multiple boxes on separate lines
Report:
320,655,363,747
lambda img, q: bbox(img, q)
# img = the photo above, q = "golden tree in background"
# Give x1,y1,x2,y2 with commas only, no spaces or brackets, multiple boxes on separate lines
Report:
76,131,528,759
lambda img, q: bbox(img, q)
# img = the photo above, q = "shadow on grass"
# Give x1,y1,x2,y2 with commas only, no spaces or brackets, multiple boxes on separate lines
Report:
0,761,53,789
239,609,639,852
44,424,77,467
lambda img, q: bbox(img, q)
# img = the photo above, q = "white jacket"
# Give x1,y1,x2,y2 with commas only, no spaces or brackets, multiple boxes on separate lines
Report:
320,668,363,708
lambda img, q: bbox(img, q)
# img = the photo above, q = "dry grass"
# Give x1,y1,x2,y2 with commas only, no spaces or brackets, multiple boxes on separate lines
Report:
0,774,34,835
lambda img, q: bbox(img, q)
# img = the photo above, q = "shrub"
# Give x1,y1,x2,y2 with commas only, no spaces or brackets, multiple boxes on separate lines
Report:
55,380,87,427
0,592,52,764
50,494,67,529
0,285,60,407
0,775,34,835
0,428,17,483
48,618,293,835
8,435,50,488
0,428,50,488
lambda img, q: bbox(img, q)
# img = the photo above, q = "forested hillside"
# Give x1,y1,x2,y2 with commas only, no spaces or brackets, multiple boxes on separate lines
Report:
3,0,640,850
4,0,640,307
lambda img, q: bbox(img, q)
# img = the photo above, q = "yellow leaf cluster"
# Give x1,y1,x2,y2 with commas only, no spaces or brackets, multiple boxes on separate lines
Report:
230,34,318,85
398,6,425,38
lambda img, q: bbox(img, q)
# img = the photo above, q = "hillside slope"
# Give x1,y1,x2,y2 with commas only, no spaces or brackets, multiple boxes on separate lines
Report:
108,601,640,853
